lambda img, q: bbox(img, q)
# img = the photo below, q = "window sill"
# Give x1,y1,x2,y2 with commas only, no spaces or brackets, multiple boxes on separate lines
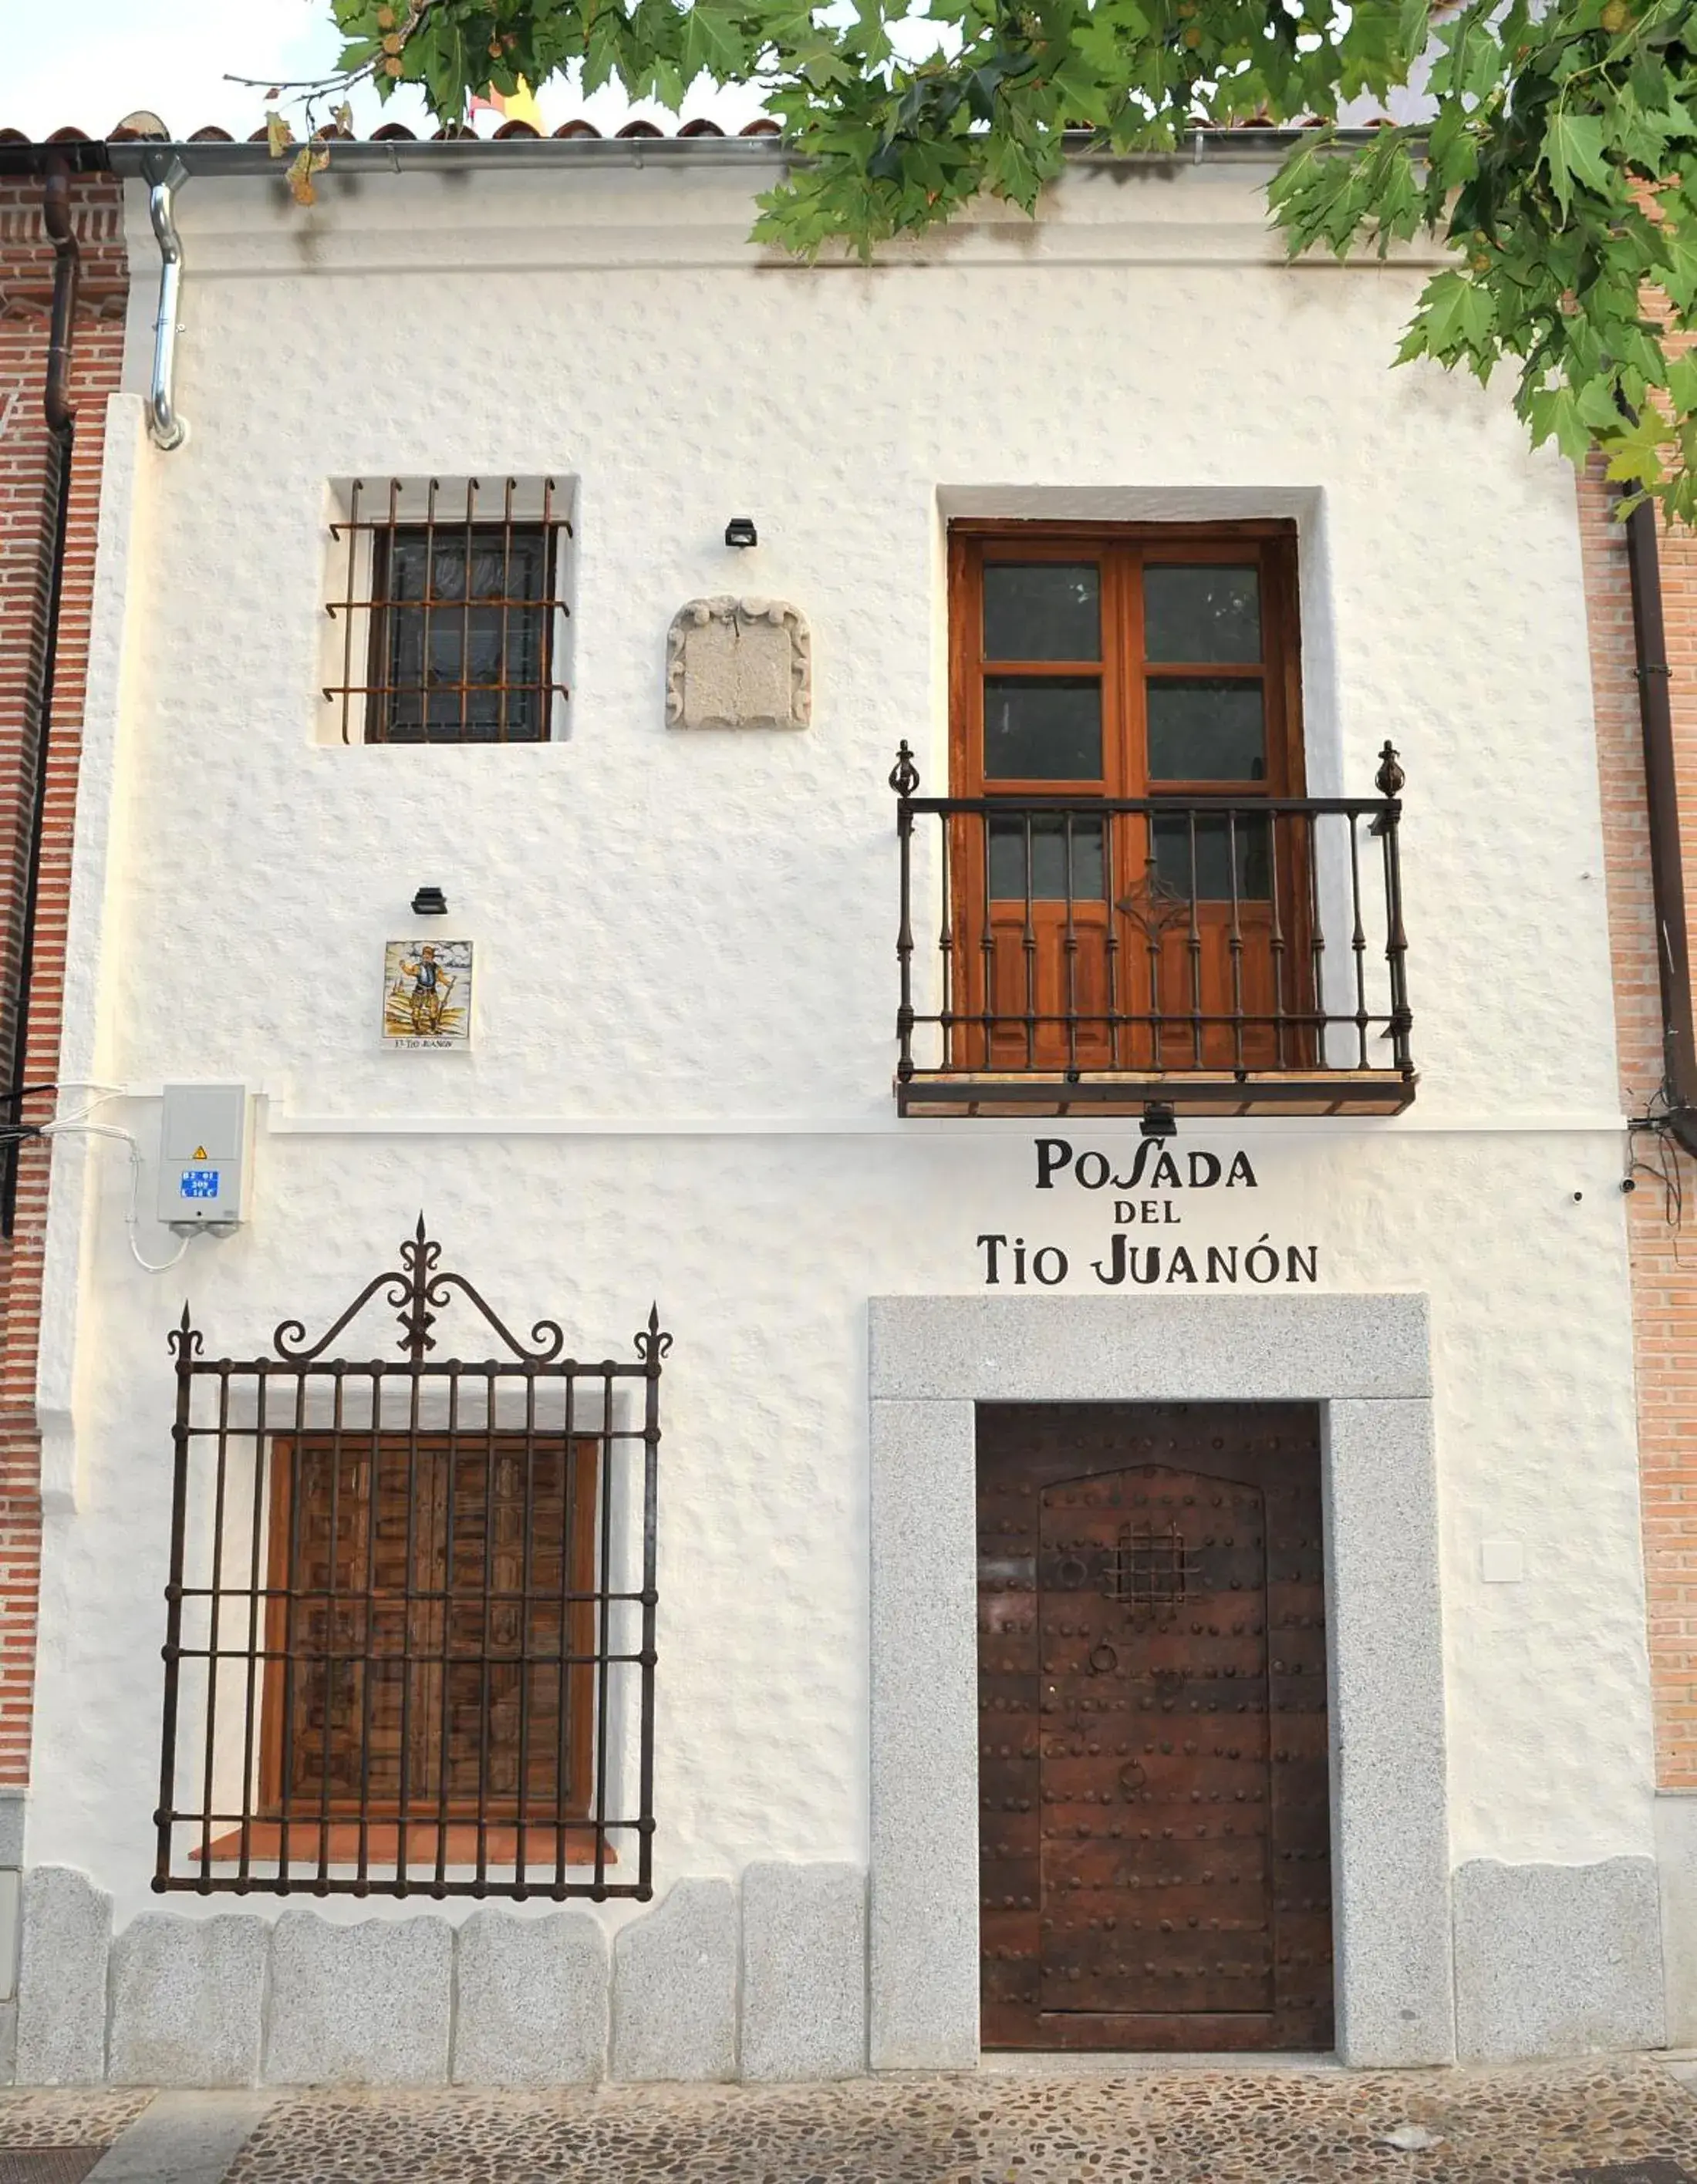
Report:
189,1821,617,1869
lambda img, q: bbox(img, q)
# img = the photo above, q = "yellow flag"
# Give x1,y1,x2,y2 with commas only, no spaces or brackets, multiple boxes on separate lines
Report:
472,76,545,128
495,76,545,130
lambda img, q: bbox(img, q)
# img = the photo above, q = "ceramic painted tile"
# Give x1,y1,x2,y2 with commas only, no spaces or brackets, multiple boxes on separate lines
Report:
382,939,474,1050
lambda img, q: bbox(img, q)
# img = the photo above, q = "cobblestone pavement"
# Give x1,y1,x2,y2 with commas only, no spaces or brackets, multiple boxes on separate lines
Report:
9,2058,1697,2184
0,2088,154,2149
0,2089,156,2184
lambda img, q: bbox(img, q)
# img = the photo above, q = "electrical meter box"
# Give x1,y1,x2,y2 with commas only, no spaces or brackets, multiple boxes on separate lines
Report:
157,1084,252,1232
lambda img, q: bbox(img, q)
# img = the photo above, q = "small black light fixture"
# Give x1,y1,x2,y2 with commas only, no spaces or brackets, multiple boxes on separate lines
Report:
410,885,448,917
1139,1099,1177,1144
724,516,758,549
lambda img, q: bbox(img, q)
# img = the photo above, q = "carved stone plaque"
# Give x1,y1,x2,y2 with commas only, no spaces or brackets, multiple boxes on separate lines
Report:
666,597,811,730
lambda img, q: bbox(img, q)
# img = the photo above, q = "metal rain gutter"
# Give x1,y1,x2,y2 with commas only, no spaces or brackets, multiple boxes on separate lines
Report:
1623,496,1697,1159
142,150,187,450
93,123,1390,184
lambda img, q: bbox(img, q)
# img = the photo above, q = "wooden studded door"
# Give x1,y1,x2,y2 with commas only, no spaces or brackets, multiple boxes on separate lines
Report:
977,1401,1333,2051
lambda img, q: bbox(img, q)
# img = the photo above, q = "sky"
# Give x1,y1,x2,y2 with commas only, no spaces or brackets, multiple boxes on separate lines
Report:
4,0,768,140
5,0,1428,150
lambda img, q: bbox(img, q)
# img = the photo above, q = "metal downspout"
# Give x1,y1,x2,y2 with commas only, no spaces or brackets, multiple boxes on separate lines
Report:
1623,497,1697,1159
142,152,187,451
42,155,79,435
2,154,79,1232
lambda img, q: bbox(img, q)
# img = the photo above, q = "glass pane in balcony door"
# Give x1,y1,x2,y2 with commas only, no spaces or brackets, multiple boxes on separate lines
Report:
1144,565,1260,663
984,677,1102,780
988,815,1107,899
1146,679,1265,781
1152,814,1272,900
983,564,1101,662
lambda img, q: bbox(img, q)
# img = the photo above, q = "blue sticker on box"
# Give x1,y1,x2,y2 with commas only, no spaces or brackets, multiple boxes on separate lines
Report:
179,1168,220,1200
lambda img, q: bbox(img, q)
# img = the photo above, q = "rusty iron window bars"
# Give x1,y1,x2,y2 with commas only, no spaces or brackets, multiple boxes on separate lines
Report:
889,740,1413,1107
324,477,571,745
155,1218,666,1900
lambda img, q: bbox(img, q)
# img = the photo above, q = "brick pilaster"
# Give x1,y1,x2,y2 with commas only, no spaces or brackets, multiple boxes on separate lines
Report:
0,175,126,1786
1581,446,1697,1785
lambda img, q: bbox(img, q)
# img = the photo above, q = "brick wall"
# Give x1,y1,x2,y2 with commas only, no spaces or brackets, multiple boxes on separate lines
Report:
1581,450,1697,1786
0,173,126,1788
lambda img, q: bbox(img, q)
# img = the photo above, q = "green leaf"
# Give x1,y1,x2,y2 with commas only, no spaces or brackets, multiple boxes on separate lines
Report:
1668,354,1697,416
1415,269,1474,356
1541,110,1612,217
681,4,747,83
1456,279,1496,349
1425,101,1479,189
1397,0,1430,71
1576,375,1628,429
1603,403,1672,490
1530,383,1592,463
1662,223,1697,312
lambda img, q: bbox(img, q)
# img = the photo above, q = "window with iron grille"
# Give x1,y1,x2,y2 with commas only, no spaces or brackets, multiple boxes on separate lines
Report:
323,479,571,745
156,1221,666,1899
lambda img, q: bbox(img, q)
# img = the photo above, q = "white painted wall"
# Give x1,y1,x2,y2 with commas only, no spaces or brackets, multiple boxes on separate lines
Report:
28,152,1650,1933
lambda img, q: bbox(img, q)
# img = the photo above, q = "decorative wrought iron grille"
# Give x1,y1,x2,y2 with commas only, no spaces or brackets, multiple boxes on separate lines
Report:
155,1220,666,1900
323,477,571,744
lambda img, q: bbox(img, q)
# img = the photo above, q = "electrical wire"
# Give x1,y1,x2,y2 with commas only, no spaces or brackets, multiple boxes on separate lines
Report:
40,1086,130,1134
9,1087,221,1273
41,1117,191,1272
0,1084,138,1150
1628,1075,1690,1255
0,1077,124,1113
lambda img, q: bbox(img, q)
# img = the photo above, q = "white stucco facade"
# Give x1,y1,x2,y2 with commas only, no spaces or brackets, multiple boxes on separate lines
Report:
15,142,1668,2079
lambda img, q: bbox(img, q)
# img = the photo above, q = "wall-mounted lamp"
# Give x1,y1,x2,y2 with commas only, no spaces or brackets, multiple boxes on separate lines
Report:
410,885,448,917
724,517,758,549
1139,1100,1177,1143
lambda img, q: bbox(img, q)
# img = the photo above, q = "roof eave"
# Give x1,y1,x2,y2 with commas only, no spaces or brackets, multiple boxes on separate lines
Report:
1,124,1392,184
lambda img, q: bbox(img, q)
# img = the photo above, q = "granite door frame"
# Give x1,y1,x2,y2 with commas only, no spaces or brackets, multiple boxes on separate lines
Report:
866,1292,1455,2070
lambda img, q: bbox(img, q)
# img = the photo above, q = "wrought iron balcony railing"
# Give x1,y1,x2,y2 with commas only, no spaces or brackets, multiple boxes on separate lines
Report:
892,743,1414,1117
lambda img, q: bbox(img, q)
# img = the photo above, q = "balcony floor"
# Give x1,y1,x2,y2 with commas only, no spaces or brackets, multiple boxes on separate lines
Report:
896,1070,1417,1118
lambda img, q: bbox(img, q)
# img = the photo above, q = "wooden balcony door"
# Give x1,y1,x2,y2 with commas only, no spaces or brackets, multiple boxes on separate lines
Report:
947,526,1309,1074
